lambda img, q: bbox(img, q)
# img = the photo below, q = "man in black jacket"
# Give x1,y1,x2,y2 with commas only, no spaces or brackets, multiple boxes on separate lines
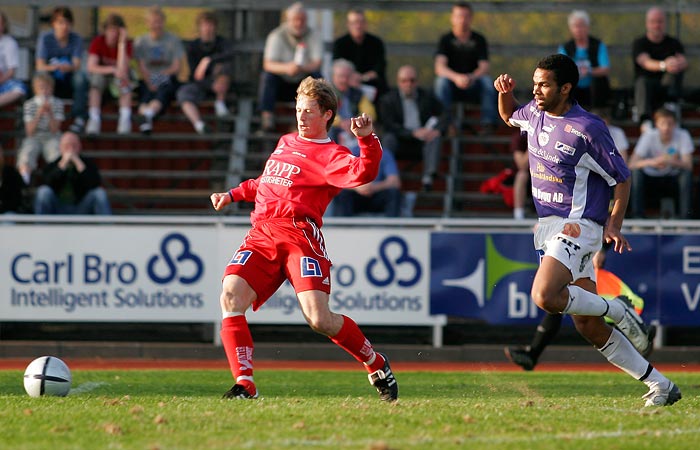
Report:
34,131,111,214
332,9,388,104
0,144,26,213
379,65,447,191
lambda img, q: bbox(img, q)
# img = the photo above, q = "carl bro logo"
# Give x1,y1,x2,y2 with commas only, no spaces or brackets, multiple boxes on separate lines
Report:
147,233,205,285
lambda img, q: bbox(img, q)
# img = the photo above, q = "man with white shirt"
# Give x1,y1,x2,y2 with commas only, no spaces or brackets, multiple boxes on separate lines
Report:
627,107,694,218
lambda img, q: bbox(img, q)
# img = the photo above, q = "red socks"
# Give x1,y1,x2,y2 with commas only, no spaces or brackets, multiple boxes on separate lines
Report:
330,315,385,373
222,314,384,392
220,315,256,394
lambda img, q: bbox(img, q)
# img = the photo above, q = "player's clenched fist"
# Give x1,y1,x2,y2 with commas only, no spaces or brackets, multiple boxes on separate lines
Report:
210,192,232,211
350,113,373,137
494,74,516,94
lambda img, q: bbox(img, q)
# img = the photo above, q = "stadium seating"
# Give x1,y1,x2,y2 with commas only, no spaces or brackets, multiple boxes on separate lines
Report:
4,97,699,218
2,0,699,219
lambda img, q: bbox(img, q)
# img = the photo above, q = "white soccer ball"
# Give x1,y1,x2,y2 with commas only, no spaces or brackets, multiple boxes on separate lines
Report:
23,356,72,397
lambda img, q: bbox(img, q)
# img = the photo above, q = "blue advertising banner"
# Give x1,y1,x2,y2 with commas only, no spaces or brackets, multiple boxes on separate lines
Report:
430,231,700,327
430,232,542,324
596,234,660,322
657,235,700,325
571,233,700,326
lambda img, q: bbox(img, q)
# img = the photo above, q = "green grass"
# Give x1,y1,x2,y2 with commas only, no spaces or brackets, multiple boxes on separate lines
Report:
1,369,699,449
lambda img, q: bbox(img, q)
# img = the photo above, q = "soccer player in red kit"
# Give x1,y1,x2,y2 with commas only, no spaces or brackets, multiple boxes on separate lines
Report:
210,76,398,401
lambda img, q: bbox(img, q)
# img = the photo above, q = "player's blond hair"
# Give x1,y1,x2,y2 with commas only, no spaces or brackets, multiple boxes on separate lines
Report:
296,76,338,131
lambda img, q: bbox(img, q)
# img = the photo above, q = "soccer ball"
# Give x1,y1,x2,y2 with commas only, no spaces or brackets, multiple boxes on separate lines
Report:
23,356,72,397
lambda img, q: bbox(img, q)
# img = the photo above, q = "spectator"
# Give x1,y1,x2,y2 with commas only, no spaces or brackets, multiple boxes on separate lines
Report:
632,7,687,128
379,64,447,191
328,59,376,150
332,144,402,218
258,2,322,132
133,6,185,134
0,11,27,108
592,107,630,161
86,13,133,135
16,72,64,185
627,107,694,219
177,11,234,135
558,10,611,109
332,9,388,104
510,131,529,220
0,144,26,213
328,59,399,218
434,2,497,133
34,131,111,215
35,6,88,134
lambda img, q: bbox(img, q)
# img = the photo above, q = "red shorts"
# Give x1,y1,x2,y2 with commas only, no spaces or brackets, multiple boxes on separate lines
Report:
223,218,332,310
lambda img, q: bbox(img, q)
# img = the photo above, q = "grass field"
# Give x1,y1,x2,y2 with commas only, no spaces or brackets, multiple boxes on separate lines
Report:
1,368,699,449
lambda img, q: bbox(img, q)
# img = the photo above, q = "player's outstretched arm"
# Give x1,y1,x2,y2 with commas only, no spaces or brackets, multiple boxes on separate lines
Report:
350,113,373,138
210,191,233,211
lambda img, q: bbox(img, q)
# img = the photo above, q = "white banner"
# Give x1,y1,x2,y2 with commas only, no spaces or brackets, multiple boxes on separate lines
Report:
1,223,443,327
247,228,441,325
1,225,221,321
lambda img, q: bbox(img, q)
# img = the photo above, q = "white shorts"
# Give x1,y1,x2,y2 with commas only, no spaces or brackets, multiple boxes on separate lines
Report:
534,216,602,282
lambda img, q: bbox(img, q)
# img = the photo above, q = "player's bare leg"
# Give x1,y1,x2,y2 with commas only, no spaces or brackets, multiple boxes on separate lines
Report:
298,290,398,401
531,257,681,406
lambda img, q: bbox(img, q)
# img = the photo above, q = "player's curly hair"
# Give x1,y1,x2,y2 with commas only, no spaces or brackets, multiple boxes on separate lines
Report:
296,76,338,131
537,54,579,93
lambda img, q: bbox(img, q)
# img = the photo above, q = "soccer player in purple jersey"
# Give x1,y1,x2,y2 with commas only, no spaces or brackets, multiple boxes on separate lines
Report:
493,54,681,407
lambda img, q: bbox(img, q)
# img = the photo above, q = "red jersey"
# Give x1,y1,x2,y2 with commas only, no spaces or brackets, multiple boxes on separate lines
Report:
88,35,133,67
230,133,382,226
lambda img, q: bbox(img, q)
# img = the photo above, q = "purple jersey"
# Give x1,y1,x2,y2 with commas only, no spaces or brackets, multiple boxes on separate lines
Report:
510,100,630,224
